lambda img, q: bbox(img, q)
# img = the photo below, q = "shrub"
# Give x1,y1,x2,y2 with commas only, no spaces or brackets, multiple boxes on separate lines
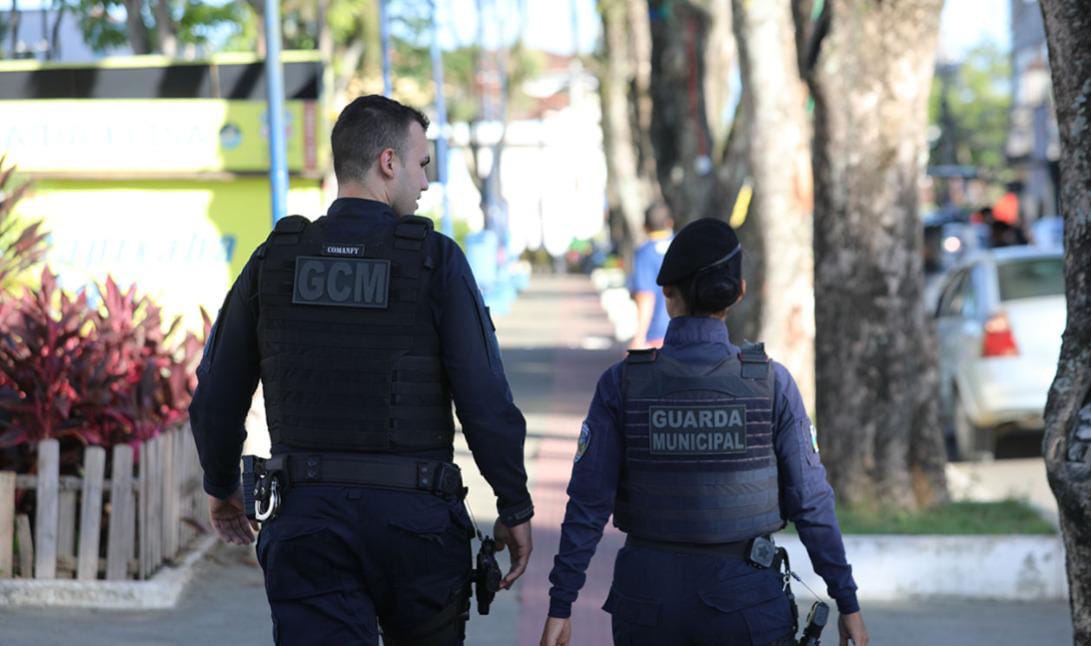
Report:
0,268,209,459
0,158,47,293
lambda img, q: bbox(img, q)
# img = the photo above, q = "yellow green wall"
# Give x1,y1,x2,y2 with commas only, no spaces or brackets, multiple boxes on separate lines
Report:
14,177,323,328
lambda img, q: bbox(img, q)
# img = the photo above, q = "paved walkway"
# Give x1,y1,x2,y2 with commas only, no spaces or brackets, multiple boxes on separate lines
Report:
0,275,1074,645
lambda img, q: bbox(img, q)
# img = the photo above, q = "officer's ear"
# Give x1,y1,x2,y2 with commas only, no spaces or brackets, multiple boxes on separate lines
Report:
377,147,398,180
735,279,747,306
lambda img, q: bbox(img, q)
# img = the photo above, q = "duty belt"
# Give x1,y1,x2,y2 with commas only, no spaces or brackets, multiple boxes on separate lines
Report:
626,535,762,560
266,453,465,498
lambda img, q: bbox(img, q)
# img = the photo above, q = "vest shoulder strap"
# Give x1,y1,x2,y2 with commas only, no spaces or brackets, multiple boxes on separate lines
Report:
625,348,658,365
738,342,770,380
273,214,310,234
394,215,434,250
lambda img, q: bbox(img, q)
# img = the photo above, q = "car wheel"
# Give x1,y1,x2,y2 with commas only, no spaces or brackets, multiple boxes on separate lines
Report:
954,391,995,461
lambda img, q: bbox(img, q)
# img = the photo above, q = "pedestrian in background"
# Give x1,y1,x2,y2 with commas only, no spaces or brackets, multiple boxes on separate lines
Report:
629,201,674,349
540,218,868,646
189,95,533,646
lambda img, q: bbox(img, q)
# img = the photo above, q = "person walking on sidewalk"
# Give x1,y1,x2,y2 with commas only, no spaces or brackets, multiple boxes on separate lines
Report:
540,218,868,646
189,95,533,646
628,202,674,349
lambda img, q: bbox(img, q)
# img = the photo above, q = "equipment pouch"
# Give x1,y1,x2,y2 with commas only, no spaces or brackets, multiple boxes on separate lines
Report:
473,536,502,615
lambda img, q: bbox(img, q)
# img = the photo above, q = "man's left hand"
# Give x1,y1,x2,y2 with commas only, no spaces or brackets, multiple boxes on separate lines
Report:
208,486,258,545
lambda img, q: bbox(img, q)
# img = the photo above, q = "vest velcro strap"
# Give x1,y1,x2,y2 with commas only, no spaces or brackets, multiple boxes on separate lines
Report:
394,215,434,240
739,343,769,380
273,214,309,233
625,349,658,364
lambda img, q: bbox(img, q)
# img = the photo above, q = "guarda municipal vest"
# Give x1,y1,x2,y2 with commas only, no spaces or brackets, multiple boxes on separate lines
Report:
256,214,454,452
615,344,784,543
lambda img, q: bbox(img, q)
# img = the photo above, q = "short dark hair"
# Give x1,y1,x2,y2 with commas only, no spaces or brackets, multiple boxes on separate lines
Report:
644,201,673,232
331,95,430,183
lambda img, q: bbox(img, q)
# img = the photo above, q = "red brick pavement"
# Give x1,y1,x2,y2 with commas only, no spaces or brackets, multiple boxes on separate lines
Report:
504,277,627,646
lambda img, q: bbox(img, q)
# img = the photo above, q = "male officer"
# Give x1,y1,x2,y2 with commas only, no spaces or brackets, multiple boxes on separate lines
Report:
540,219,867,646
629,202,674,349
189,95,534,645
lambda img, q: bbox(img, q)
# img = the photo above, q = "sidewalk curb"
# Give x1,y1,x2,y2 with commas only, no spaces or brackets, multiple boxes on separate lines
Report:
781,534,1068,602
0,535,217,609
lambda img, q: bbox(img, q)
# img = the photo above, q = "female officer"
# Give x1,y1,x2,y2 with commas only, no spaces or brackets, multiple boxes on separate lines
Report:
539,218,869,646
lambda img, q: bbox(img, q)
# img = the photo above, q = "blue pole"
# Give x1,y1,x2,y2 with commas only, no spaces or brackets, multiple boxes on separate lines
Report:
380,0,392,96
264,0,289,225
430,0,452,237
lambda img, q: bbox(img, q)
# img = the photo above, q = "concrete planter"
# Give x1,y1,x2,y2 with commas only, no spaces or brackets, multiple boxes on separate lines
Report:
779,534,1068,601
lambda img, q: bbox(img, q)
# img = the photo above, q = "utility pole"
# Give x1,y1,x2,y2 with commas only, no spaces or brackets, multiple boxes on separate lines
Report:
430,0,452,237
264,0,288,225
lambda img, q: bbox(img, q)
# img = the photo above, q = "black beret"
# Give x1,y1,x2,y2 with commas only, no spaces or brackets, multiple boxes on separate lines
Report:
656,218,742,286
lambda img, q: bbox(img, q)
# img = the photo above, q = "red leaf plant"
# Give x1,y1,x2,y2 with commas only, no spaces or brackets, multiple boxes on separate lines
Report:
0,268,209,465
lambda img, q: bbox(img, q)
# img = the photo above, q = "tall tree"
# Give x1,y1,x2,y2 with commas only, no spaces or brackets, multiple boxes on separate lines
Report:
732,0,815,411
646,0,720,226
794,0,949,509
597,0,661,263
1039,1,1091,641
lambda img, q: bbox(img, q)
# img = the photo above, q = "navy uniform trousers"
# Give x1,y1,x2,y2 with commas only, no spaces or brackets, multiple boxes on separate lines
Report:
256,485,473,646
605,545,797,646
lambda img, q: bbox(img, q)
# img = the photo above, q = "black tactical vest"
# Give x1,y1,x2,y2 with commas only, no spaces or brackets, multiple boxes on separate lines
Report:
614,344,784,543
256,214,454,452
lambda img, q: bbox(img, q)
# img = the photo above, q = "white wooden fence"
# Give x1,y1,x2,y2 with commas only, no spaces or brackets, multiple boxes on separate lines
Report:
0,424,209,581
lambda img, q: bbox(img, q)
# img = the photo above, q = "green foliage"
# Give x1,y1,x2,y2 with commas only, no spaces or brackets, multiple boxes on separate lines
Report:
928,42,1013,175
63,0,243,54
175,0,244,49
787,499,1056,535
0,160,47,294
68,0,131,53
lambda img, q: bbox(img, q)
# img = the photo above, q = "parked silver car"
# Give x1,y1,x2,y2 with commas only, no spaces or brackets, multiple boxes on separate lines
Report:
934,246,1065,460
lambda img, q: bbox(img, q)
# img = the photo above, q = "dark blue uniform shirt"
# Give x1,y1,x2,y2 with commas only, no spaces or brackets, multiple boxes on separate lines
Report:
188,198,534,527
547,316,859,617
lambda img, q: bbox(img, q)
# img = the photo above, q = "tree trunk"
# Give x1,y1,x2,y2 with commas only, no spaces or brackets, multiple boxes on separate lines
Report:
704,0,735,159
627,0,657,192
153,0,178,57
247,0,266,59
647,0,720,226
798,0,948,509
124,0,151,55
599,0,659,264
732,0,815,413
1039,1,1091,642
8,2,21,59
49,4,65,60
720,91,761,344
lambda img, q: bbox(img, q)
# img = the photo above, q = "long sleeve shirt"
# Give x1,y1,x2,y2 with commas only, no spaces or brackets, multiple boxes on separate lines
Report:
547,316,859,617
188,198,534,527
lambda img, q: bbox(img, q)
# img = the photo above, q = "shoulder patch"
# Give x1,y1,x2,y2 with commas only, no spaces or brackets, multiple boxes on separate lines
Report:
574,422,591,462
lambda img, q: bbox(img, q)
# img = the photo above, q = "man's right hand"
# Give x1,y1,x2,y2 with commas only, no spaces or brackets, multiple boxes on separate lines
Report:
540,617,571,646
838,611,869,646
493,518,532,589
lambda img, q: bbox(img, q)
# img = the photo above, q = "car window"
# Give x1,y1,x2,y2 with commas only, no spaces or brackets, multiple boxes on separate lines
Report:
938,271,967,317
998,257,1065,301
